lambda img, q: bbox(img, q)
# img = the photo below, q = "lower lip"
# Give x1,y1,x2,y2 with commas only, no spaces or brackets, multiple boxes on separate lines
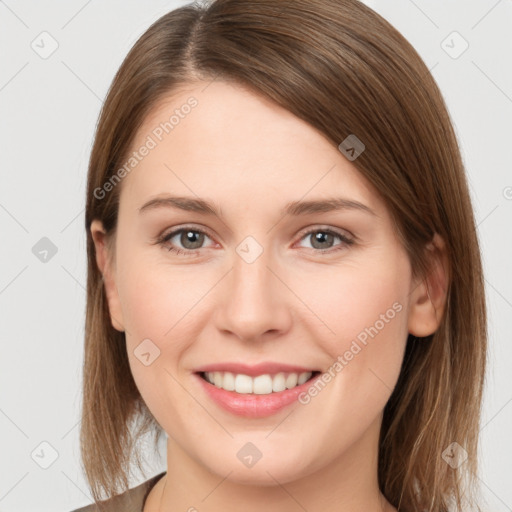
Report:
194,372,321,418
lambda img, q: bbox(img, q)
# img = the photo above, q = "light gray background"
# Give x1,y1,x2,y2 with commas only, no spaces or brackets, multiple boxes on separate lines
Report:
0,1,511,511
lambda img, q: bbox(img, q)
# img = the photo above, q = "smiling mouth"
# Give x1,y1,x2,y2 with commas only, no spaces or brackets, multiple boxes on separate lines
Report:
198,370,321,395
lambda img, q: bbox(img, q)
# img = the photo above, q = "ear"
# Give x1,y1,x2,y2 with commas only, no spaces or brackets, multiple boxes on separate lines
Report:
90,219,125,332
407,233,450,337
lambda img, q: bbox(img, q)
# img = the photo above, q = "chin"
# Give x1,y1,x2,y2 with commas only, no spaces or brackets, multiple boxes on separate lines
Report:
205,452,317,487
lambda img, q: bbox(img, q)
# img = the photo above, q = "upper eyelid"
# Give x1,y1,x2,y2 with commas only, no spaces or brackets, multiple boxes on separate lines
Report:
161,225,216,242
298,225,354,239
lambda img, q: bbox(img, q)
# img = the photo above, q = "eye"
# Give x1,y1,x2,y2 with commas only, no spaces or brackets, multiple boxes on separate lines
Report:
155,226,215,256
296,227,354,253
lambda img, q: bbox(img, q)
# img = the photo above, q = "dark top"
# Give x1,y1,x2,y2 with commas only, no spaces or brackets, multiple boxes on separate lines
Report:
71,472,166,512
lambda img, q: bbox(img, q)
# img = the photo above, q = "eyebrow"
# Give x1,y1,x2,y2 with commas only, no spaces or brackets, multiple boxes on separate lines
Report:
138,195,377,217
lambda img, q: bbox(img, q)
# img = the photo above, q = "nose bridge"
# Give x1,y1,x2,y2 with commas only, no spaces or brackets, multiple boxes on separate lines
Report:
215,237,291,341
233,244,273,299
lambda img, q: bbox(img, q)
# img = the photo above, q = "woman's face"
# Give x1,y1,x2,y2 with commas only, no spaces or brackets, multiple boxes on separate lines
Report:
92,80,428,487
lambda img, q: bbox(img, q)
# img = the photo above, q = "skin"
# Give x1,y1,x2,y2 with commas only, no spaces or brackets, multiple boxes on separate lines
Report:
91,80,448,511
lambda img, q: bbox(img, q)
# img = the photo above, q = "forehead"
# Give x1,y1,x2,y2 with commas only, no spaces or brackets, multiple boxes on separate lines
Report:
120,80,383,215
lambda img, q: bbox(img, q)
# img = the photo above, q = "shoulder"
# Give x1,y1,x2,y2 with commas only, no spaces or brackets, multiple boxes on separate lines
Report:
70,472,166,512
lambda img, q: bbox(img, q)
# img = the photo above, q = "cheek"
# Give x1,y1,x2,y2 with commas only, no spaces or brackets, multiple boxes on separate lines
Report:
303,257,408,343
291,266,409,461
118,260,199,426
117,252,206,344
117,255,213,415
302,256,410,400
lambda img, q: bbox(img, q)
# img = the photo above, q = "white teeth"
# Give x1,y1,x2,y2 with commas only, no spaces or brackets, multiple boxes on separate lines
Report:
272,372,286,392
297,372,310,385
285,373,298,389
222,371,235,391
235,374,253,393
253,374,273,394
204,371,313,395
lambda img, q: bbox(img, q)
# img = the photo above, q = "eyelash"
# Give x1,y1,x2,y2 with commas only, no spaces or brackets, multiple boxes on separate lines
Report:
154,225,355,257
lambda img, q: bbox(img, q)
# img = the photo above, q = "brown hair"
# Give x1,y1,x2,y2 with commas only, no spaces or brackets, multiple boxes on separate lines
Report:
82,1,487,510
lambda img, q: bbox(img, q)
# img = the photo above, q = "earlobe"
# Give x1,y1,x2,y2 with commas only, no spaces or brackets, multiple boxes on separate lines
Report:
90,220,126,333
407,233,450,338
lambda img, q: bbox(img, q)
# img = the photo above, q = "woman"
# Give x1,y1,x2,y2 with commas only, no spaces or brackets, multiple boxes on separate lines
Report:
74,0,487,510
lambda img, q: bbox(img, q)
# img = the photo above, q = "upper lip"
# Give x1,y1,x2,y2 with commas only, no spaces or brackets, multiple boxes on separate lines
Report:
194,362,318,377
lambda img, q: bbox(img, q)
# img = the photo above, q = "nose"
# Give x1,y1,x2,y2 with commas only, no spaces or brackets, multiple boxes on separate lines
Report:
213,247,293,343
